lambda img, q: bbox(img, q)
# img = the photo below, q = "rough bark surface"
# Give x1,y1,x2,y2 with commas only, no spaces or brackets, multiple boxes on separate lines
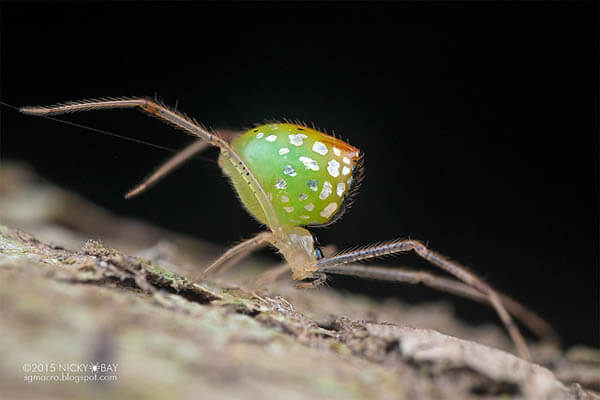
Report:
1,163,598,400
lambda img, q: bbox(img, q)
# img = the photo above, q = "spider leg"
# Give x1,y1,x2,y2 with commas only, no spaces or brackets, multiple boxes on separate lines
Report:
247,244,339,289
194,231,274,282
125,140,210,199
316,239,531,360
21,98,281,229
213,239,271,277
125,129,241,199
249,263,291,289
20,97,222,144
320,263,560,346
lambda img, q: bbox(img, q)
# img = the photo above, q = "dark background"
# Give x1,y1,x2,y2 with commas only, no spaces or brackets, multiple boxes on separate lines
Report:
2,3,598,348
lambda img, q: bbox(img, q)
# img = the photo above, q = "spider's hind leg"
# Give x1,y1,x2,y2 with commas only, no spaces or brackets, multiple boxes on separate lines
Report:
125,129,240,199
21,97,282,230
125,140,210,199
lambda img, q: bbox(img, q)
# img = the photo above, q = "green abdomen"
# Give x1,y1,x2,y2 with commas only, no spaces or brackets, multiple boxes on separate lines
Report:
221,123,359,228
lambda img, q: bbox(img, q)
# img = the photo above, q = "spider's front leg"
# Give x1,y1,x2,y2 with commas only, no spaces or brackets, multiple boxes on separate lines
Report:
314,239,533,360
317,262,560,346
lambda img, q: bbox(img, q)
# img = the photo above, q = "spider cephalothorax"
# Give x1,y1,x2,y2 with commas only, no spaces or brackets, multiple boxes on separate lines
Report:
20,96,562,361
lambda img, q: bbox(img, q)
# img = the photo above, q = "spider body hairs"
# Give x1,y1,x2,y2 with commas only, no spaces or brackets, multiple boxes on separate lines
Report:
20,97,561,361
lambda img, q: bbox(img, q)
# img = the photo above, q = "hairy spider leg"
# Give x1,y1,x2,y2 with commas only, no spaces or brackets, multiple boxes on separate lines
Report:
195,231,274,280
125,140,210,199
202,233,558,345
315,239,531,360
321,263,559,346
209,239,271,277
20,97,282,233
250,263,292,289
125,129,241,199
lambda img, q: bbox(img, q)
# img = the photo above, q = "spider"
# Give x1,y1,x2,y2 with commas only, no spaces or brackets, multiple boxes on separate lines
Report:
21,97,560,361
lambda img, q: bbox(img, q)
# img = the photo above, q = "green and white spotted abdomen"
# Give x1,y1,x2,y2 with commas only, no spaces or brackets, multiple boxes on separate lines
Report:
220,123,361,228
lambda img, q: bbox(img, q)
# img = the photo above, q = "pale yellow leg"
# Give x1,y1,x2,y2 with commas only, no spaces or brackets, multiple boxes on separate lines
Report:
195,232,274,282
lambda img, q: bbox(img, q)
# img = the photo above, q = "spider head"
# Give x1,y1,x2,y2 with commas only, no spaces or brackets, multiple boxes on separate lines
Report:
272,227,322,281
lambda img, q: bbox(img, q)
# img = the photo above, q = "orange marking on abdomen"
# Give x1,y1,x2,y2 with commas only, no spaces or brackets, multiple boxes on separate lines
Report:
319,134,361,160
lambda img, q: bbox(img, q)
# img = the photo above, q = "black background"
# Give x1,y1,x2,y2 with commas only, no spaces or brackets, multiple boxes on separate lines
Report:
2,3,598,348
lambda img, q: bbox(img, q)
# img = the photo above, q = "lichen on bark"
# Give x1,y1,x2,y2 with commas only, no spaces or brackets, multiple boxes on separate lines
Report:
0,163,598,399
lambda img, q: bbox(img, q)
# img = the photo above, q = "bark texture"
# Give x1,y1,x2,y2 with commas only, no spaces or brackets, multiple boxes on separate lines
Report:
1,163,598,400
